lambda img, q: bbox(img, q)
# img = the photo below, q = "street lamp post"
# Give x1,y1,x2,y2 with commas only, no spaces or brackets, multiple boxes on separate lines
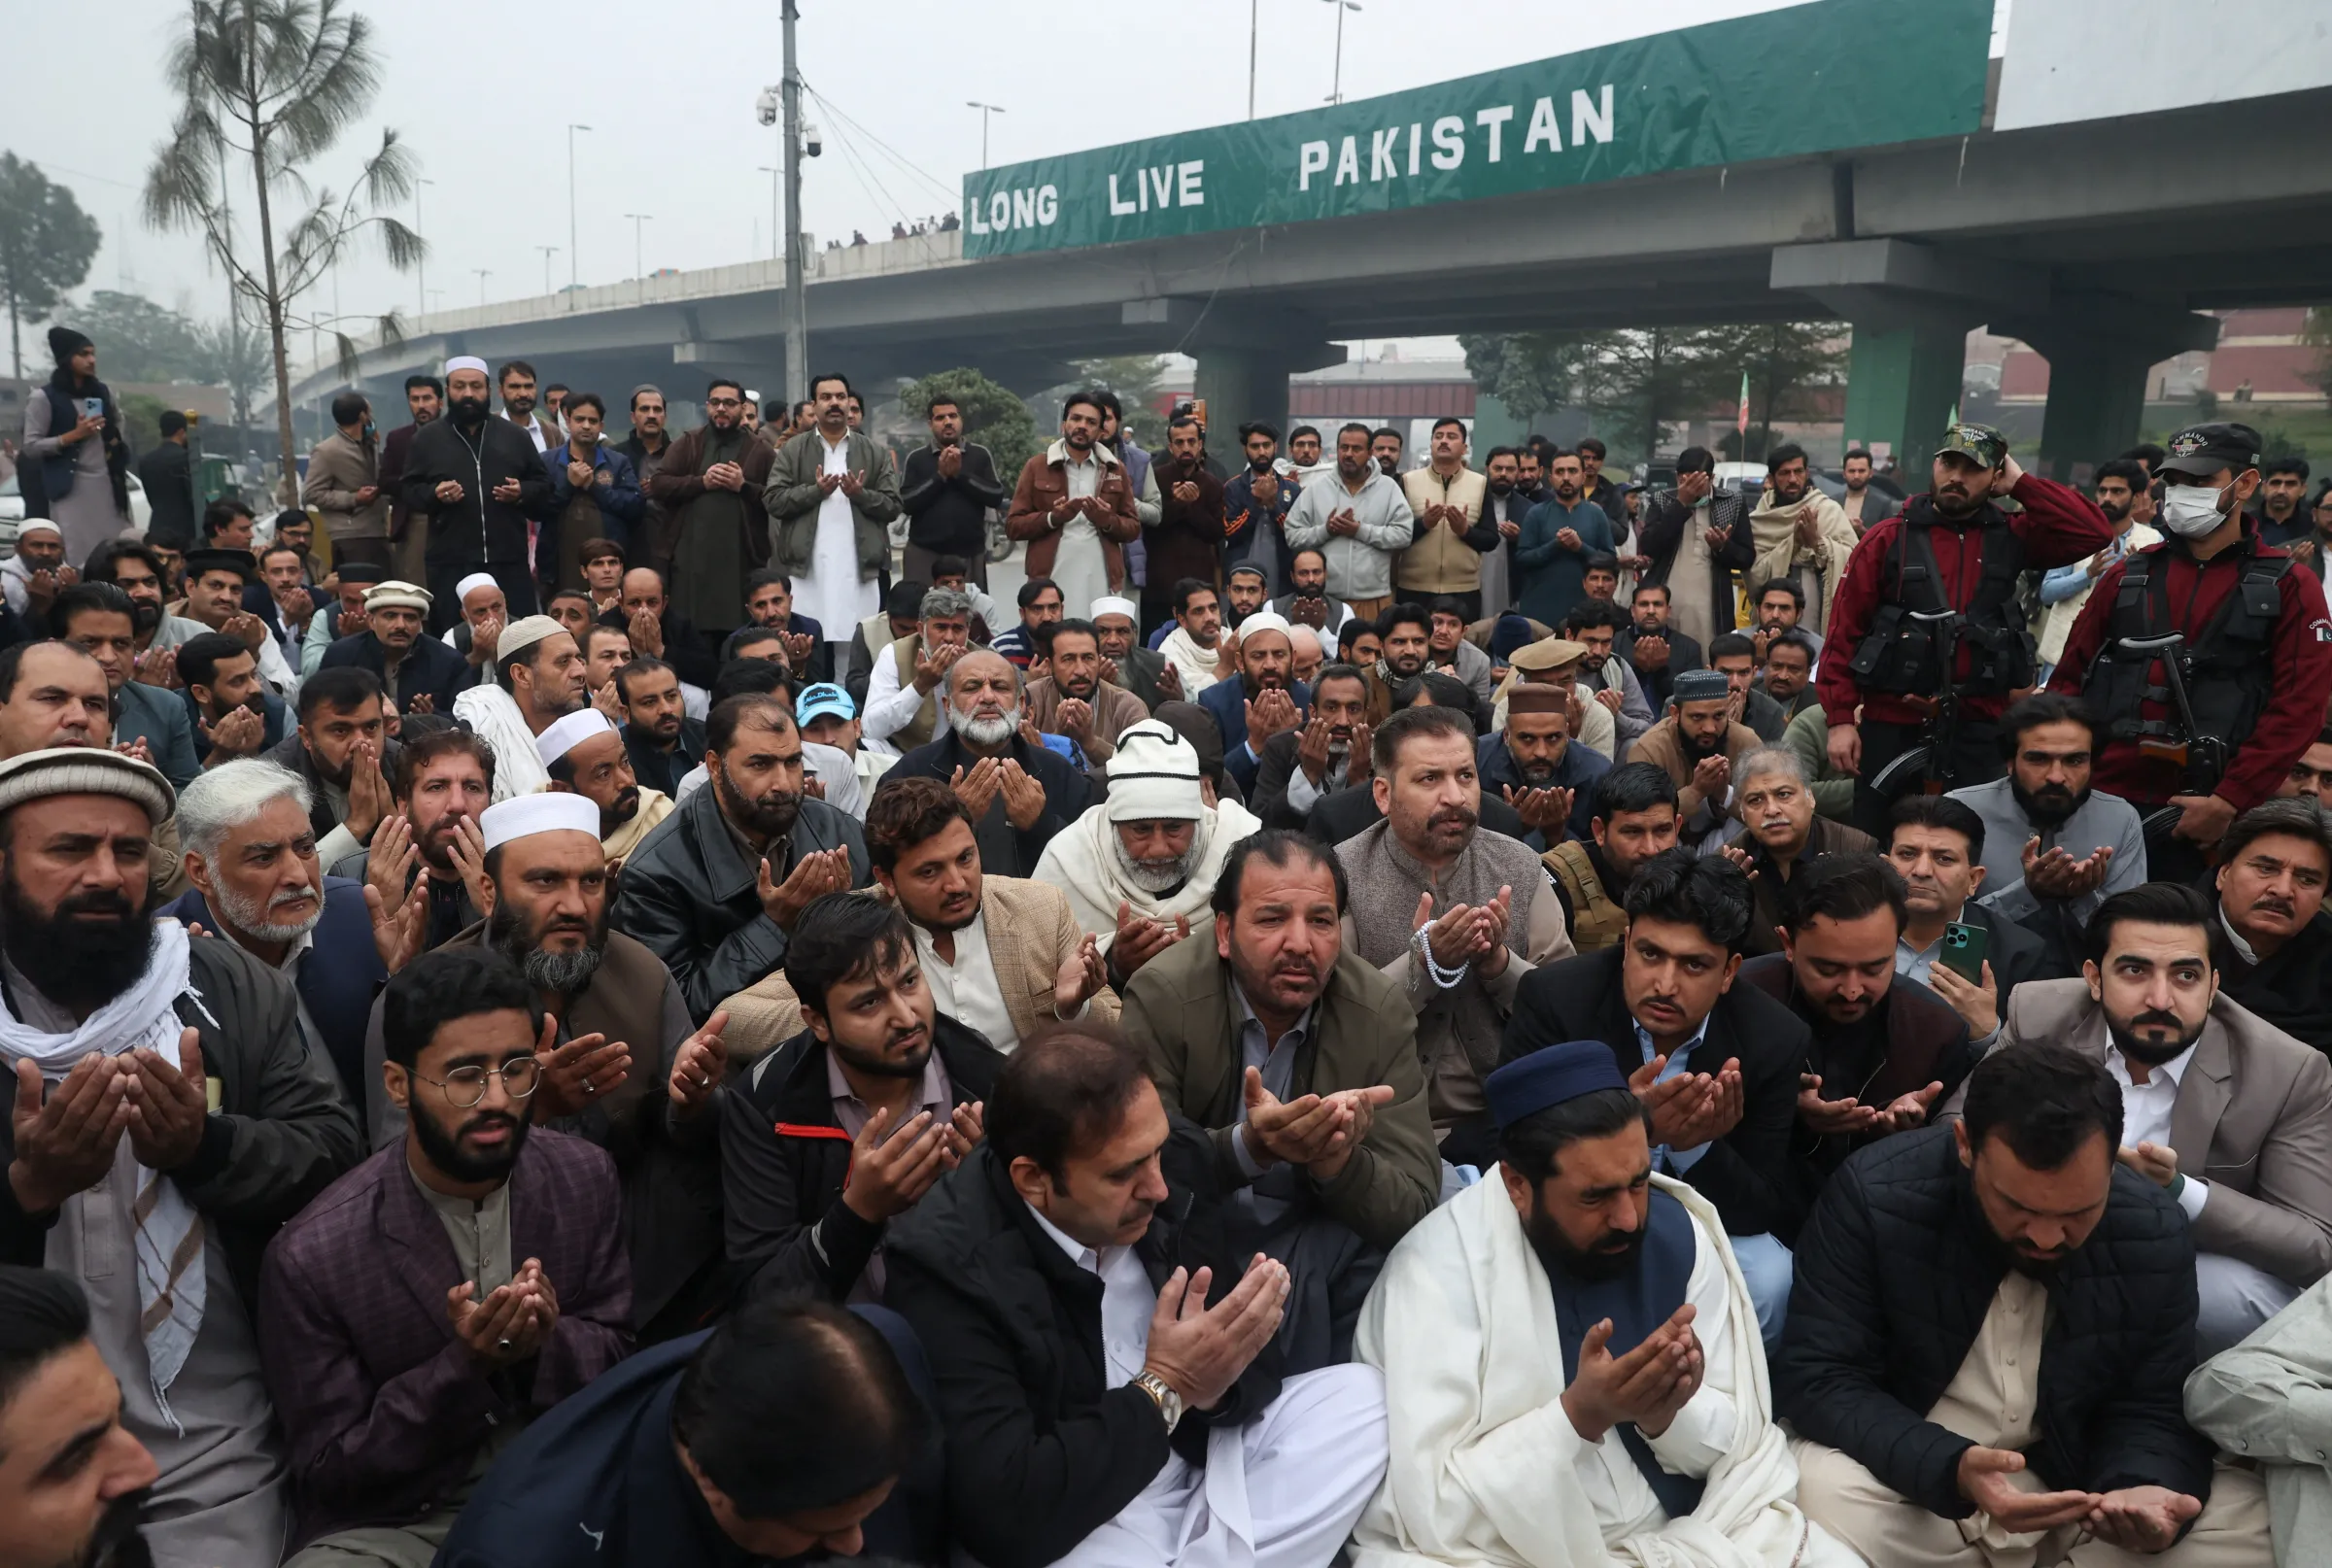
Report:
472,269,492,307
566,123,592,308
536,245,559,296
966,101,1007,170
626,215,652,304
757,166,780,261
414,177,433,323
1249,0,1258,119
1321,0,1360,105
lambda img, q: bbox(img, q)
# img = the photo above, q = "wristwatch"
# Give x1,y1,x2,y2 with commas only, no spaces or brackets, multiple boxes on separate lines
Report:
1132,1371,1186,1434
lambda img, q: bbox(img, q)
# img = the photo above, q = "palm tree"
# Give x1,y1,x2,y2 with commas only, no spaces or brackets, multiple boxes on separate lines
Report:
142,0,423,484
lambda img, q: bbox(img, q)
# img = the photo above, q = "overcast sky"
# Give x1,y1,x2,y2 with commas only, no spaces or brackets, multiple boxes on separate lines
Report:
10,0,1911,345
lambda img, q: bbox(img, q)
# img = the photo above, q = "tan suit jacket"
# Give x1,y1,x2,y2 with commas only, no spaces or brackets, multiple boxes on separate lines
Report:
1997,977,2332,1287
717,876,1119,1062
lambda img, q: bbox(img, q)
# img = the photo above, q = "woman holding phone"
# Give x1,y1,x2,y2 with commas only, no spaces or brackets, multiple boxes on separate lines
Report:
20,324,132,568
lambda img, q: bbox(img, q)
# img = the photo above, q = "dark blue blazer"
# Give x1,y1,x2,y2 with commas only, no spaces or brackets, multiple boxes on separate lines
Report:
160,876,385,1117
1201,675,1311,795
316,626,474,715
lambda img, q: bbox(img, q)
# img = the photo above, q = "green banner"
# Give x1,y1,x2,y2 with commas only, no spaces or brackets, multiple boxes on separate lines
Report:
962,0,1990,259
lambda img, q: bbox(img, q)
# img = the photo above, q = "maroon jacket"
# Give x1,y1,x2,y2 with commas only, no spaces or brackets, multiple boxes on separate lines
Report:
257,1129,634,1551
1147,454,1227,595
1817,472,2110,729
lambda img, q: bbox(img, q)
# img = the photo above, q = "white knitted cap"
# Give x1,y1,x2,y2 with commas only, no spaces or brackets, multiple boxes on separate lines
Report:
0,747,174,825
1105,721,1204,823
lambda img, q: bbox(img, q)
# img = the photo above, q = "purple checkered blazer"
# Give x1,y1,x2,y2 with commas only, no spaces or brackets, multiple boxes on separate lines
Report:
257,1127,634,1551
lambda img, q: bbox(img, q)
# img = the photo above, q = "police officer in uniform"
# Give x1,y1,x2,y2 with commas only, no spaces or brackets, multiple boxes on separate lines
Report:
1820,425,2112,837
2050,422,2332,881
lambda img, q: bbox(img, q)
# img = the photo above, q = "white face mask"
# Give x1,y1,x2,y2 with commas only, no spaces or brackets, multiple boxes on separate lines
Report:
2158,482,2230,539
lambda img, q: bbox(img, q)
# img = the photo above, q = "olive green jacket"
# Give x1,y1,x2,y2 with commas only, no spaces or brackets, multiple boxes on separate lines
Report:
763,426,904,579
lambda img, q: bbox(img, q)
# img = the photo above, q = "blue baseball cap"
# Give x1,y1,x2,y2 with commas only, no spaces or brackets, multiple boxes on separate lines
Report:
796,683,856,726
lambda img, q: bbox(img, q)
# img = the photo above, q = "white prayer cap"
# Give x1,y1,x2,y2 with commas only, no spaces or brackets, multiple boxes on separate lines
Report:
444,355,490,378
1089,596,1140,628
16,520,60,541
480,792,602,853
1106,721,1204,823
1234,611,1293,645
363,580,432,614
454,572,500,605
497,615,567,665
535,707,618,769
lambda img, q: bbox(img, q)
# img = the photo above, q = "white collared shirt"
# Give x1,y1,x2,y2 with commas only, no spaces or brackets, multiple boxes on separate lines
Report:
1024,1201,1156,1387
2219,907,2260,967
2106,1040,2210,1218
914,907,1021,1055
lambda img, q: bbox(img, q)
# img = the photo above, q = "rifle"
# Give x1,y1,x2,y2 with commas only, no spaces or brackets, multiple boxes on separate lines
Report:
1869,609,1966,800
2120,631,2229,840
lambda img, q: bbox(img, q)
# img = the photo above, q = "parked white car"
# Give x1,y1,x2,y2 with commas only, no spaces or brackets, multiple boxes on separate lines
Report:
0,472,150,559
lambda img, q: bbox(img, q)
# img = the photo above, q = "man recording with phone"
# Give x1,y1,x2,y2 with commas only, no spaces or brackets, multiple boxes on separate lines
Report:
1884,797,2051,1047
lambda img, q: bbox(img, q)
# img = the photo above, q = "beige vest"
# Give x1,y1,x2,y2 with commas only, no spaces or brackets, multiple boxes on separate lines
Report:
885,634,941,751
1544,840,1626,952
1396,465,1491,595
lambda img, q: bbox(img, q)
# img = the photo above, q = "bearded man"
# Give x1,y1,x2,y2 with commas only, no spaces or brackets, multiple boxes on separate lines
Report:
1748,445,1859,641
399,356,555,631
0,747,361,1566
888,649,1088,877
1037,720,1267,990
452,616,589,803
611,694,871,1024
161,760,414,1120
367,793,733,1342
536,707,672,870
258,947,632,1564
1355,1041,1861,1568
1026,617,1148,766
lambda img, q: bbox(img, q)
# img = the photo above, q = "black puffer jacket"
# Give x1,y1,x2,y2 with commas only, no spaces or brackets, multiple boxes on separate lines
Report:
1773,1125,2212,1520
884,1130,1279,1568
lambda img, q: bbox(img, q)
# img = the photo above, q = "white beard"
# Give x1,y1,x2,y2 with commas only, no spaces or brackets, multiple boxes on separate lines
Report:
215,881,326,945
1112,832,1202,894
949,703,1021,748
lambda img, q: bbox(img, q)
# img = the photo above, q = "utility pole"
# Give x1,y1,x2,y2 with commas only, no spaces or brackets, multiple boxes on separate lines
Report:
968,101,1007,169
473,269,492,307
1249,0,1258,119
566,123,592,309
626,215,651,304
780,0,808,405
1322,0,1360,105
757,166,779,260
536,245,559,296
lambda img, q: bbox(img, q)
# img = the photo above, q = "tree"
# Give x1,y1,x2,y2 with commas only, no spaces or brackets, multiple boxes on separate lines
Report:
1071,356,1172,451
1463,327,1737,467
0,153,102,380
1695,322,1849,460
74,291,213,384
899,367,1041,486
142,0,422,482
194,312,268,431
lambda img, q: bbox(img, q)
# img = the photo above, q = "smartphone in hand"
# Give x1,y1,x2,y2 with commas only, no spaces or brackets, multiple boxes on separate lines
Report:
1940,921,1990,984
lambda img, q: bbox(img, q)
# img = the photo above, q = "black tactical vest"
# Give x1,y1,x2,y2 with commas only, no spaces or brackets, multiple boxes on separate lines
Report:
2080,540,2289,749
1846,499,2035,697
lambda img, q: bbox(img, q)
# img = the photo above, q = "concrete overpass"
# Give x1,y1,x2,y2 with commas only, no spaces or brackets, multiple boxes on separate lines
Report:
291,24,2332,478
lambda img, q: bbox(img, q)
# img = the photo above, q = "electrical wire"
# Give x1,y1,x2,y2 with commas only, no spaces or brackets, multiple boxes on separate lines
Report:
801,84,958,207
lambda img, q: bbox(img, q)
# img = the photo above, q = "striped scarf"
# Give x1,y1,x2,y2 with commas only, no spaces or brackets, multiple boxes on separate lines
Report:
0,921,204,1418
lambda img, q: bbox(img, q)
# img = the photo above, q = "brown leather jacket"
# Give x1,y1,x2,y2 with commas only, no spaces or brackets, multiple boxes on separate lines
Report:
1006,440,1139,585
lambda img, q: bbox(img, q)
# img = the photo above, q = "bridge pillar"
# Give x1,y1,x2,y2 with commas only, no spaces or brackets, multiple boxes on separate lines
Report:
1842,320,1970,473
1186,339,1344,456
2003,303,2218,483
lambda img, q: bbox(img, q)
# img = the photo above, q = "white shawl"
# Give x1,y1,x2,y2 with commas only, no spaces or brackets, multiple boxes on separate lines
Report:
454,683,551,803
1748,490,1859,639
0,920,207,1415
1160,625,1224,697
1036,797,1262,951
1353,1174,1835,1568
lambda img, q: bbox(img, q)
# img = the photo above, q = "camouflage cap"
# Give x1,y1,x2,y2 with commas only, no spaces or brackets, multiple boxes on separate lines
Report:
1934,423,2007,468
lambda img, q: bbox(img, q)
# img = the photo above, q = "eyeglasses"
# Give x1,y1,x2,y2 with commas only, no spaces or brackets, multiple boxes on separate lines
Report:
412,1058,541,1108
